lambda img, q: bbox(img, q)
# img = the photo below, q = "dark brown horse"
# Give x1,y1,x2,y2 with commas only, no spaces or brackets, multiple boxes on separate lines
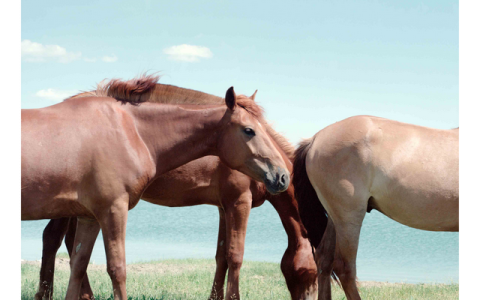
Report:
34,81,317,300
293,116,459,300
22,75,291,300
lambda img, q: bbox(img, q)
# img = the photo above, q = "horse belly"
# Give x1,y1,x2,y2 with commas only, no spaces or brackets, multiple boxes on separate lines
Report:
142,157,222,207
367,121,458,231
142,185,220,207
370,165,458,231
21,189,93,220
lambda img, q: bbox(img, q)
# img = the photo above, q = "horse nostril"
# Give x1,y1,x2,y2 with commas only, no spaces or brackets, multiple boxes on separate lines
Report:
280,173,287,186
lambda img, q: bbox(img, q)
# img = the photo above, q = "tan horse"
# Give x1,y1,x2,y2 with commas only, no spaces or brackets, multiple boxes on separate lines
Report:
22,75,290,300
34,82,317,300
292,115,458,300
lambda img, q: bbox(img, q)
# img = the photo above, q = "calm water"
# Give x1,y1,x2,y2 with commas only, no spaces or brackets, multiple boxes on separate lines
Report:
21,201,458,284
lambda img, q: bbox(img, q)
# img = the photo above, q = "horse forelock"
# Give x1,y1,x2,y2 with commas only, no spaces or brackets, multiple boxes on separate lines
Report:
236,96,265,120
235,95,294,160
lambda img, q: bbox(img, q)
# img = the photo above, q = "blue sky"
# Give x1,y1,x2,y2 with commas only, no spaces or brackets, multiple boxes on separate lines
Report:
21,0,459,144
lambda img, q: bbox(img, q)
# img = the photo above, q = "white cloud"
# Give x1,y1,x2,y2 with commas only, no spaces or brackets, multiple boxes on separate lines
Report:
163,44,213,62
21,40,82,63
35,89,79,102
102,54,118,63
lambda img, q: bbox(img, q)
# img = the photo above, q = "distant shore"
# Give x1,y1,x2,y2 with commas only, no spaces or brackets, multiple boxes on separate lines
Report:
21,257,459,300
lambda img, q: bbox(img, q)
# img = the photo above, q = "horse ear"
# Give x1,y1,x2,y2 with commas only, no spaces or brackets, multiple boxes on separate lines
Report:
250,90,258,101
225,86,237,111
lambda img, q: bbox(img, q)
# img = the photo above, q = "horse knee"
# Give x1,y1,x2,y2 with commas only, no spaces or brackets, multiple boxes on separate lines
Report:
226,252,243,270
69,258,89,282
106,263,127,284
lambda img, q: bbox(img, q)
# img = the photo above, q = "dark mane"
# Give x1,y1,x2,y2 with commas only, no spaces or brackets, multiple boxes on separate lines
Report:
96,74,160,105
69,74,294,159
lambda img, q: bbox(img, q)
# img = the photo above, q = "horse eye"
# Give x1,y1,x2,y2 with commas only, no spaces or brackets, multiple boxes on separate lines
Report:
244,128,255,136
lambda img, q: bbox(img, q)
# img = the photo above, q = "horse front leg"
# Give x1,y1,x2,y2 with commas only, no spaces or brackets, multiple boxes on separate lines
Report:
97,200,129,300
224,193,252,300
65,217,100,300
35,218,70,300
209,207,228,300
269,190,318,300
64,218,95,300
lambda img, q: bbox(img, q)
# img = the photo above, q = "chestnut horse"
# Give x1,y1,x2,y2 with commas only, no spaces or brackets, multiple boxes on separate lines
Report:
34,82,317,300
22,75,291,300
292,116,459,300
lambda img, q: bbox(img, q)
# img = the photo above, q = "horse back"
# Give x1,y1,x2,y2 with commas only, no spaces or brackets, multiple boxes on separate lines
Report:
307,115,458,231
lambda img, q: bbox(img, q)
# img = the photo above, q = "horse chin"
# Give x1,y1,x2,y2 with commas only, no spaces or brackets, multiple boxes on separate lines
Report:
264,179,288,195
265,184,282,195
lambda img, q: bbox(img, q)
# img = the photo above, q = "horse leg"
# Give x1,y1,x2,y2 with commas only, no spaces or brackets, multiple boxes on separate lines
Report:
269,190,318,300
97,200,129,300
209,207,228,300
64,218,95,300
224,193,252,300
35,218,70,300
65,217,100,300
328,211,365,300
315,218,336,300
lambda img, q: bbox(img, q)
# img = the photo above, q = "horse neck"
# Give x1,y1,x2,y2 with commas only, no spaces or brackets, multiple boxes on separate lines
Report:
268,186,309,249
127,103,227,176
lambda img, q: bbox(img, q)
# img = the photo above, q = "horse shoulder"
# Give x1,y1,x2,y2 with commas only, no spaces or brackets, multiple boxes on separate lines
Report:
75,101,156,206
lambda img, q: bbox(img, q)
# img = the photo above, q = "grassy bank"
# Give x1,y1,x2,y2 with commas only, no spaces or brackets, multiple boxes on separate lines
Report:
21,255,458,300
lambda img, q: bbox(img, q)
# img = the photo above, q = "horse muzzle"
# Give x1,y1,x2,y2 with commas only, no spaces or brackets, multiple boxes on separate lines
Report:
265,167,290,194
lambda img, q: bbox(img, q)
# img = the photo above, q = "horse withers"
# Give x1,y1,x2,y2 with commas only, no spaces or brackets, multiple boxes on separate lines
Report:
292,115,458,300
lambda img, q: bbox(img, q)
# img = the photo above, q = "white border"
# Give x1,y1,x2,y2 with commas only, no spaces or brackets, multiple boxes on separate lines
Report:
459,0,480,298
1,0,21,298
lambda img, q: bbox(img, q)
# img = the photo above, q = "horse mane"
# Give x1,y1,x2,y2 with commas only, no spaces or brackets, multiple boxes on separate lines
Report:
264,125,295,160
68,74,294,159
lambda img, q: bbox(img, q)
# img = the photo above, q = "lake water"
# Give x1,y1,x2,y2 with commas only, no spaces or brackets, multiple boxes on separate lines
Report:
21,201,458,284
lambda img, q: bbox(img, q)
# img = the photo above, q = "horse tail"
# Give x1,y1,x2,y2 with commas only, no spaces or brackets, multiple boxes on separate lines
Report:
292,136,328,249
293,136,339,282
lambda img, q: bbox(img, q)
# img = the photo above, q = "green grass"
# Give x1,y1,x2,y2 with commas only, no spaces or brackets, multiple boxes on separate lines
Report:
21,257,459,300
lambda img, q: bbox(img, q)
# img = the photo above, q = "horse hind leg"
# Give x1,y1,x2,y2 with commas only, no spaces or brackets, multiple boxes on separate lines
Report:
308,156,369,299
64,218,95,300
35,218,70,300
315,217,337,300
327,208,366,300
